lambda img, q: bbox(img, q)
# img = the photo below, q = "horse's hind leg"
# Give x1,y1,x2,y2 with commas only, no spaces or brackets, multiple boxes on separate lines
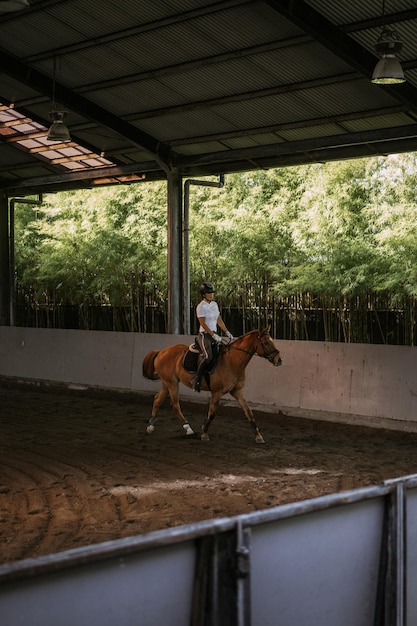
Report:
147,384,168,433
230,387,265,444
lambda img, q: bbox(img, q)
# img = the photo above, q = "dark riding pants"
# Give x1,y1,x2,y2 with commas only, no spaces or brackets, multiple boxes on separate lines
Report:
197,331,214,367
192,333,216,390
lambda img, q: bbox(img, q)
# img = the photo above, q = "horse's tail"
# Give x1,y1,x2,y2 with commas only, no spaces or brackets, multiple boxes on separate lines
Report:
142,350,160,380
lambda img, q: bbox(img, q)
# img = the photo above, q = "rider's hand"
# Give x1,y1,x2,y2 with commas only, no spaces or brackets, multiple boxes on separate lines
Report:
213,333,222,344
226,331,234,340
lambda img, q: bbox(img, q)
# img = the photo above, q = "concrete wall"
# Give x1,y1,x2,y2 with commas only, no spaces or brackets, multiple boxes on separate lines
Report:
1,326,417,432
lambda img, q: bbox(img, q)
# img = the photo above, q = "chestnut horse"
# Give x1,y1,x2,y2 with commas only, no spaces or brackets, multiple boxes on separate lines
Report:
142,326,282,443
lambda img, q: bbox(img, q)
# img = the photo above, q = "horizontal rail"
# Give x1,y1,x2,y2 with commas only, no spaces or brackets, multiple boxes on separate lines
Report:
2,474,417,625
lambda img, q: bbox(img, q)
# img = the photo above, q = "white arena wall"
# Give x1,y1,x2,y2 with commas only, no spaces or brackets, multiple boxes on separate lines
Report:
1,326,417,432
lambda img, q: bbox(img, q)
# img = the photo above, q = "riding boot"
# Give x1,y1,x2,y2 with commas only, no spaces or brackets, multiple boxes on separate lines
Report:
191,360,207,393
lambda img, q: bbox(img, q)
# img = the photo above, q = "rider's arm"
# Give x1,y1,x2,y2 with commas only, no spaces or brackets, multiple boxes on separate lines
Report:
198,316,215,337
216,315,229,334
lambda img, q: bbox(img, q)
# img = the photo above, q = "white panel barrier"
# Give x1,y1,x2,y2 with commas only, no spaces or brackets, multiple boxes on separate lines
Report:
250,499,384,626
2,326,417,431
0,543,195,626
1,475,417,626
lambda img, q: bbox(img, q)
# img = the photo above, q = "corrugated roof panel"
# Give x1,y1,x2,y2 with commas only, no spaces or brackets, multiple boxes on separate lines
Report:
173,140,230,156
0,74,43,104
155,41,354,107
247,41,354,83
393,21,417,71
108,147,159,163
135,107,236,141
86,80,188,116
60,3,297,84
157,59,277,103
404,68,417,89
306,0,377,24
48,0,176,36
221,132,286,149
0,15,84,58
183,2,302,50
280,124,349,142
294,80,399,118
308,0,417,26
2,0,215,57
74,128,137,155
211,91,333,128
133,91,320,144
343,112,417,133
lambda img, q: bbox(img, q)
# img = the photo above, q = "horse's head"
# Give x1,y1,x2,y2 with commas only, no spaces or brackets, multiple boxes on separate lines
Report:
255,326,282,366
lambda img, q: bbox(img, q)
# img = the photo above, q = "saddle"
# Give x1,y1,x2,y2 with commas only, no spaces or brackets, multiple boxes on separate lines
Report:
182,340,201,373
182,338,218,374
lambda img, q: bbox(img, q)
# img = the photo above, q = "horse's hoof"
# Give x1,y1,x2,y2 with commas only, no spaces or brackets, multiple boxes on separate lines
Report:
147,424,155,434
201,432,210,442
183,423,194,436
255,435,265,444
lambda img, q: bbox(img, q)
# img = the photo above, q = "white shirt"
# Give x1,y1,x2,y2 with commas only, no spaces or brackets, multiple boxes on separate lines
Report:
196,299,220,333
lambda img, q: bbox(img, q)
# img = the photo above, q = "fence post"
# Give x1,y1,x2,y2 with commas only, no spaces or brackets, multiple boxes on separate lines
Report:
191,522,251,626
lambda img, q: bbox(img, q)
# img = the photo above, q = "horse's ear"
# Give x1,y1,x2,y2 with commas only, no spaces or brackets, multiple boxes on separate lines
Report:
259,325,271,335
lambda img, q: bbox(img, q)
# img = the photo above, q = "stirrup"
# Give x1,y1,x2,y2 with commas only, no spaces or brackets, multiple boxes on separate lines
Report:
191,377,200,393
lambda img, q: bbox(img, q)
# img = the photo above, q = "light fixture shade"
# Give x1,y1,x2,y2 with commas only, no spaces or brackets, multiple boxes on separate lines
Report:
0,0,29,12
47,110,71,142
372,53,406,85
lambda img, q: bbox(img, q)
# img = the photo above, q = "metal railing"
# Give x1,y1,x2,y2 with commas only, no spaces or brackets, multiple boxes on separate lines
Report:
1,474,417,625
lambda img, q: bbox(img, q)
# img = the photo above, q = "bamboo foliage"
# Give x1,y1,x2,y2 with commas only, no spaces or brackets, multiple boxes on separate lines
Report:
13,154,417,344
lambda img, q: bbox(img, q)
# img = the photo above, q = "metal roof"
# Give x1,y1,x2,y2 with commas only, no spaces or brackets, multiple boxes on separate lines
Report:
1,0,417,194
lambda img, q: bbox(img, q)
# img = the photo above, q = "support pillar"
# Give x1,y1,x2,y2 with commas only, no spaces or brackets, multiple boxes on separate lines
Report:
167,169,183,334
0,192,10,326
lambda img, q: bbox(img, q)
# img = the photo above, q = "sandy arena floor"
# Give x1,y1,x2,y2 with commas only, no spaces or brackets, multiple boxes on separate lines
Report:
1,381,417,564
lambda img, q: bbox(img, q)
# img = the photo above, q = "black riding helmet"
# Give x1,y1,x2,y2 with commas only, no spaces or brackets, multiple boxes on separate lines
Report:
200,282,215,296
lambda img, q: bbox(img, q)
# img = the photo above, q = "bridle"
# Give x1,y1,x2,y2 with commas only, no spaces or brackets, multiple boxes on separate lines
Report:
256,331,281,363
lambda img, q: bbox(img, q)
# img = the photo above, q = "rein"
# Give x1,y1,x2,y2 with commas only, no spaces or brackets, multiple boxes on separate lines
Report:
226,332,279,361
227,343,257,357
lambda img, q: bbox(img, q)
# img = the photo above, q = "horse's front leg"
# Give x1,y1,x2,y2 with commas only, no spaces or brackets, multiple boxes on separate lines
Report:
230,387,265,444
201,391,222,442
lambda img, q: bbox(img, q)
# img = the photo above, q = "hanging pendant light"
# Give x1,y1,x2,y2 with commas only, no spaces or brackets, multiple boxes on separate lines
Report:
0,0,29,12
47,110,71,142
47,57,71,143
372,27,405,84
372,1,405,85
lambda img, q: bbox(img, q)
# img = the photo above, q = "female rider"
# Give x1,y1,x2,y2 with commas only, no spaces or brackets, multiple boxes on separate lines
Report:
191,282,234,392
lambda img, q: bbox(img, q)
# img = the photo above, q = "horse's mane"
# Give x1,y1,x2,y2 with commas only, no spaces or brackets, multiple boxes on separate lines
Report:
220,328,260,353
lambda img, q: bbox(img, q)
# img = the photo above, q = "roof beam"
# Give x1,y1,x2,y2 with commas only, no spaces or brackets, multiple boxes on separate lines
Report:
169,105,412,147
0,49,173,171
175,123,417,168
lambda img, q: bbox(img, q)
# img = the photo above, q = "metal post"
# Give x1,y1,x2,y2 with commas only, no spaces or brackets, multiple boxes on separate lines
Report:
0,192,10,326
8,196,43,326
183,174,224,334
167,169,183,334
377,481,406,626
393,483,405,626
191,522,251,626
